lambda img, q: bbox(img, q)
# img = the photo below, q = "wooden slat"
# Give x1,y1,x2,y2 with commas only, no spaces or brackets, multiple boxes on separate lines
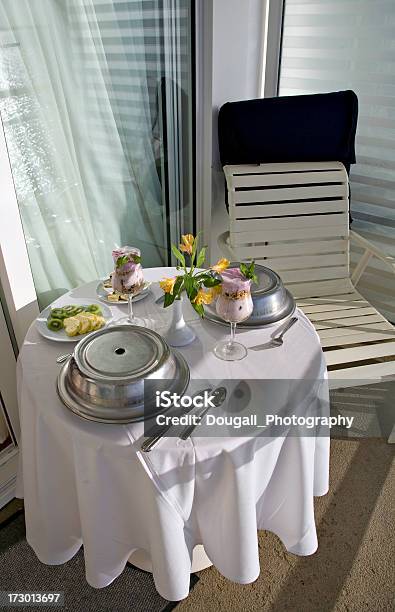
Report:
224,161,345,175
329,360,395,380
263,253,347,271
231,213,347,233
232,199,347,218
324,342,395,367
308,306,378,322
314,314,385,330
301,300,367,314
288,278,354,298
232,171,347,188
297,292,364,307
234,185,346,203
281,266,349,283
234,239,348,259
231,225,348,245
321,331,395,348
318,321,393,339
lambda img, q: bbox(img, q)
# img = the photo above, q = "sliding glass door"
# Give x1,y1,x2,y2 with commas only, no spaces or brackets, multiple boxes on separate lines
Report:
0,0,194,308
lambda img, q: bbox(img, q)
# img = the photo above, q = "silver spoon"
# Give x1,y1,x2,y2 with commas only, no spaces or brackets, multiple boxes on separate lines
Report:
56,353,72,364
270,316,298,347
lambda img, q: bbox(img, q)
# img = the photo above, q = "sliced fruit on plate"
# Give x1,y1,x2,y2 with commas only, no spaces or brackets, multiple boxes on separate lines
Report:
63,317,80,337
77,314,92,334
47,318,63,331
85,304,102,314
51,307,68,320
91,315,105,330
107,293,120,302
65,312,106,337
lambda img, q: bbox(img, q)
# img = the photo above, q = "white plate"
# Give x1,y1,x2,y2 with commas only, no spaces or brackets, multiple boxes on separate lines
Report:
96,279,152,305
36,298,113,343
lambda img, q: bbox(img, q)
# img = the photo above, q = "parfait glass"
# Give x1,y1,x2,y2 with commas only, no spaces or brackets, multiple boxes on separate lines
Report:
111,246,149,327
213,269,253,361
117,287,148,327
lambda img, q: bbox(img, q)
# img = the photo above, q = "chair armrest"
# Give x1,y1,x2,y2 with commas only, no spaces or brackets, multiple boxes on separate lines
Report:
217,231,237,260
350,230,395,285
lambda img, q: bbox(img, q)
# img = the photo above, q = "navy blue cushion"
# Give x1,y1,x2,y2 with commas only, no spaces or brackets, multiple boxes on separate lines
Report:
218,90,358,173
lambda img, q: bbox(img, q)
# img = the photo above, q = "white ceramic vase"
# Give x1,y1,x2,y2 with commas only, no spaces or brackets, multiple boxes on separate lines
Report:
164,296,196,347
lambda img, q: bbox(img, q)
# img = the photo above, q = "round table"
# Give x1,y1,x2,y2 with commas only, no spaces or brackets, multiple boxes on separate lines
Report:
16,267,330,601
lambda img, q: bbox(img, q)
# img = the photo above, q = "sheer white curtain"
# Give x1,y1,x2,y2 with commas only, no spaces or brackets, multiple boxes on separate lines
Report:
0,0,166,307
279,0,395,321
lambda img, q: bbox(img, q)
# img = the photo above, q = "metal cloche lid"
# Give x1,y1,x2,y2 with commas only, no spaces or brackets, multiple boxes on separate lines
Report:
249,265,280,296
73,326,171,382
57,326,191,424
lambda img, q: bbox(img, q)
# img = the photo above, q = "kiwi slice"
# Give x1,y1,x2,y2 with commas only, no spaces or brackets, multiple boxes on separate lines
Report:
65,305,85,317
85,304,102,315
47,318,63,331
63,305,78,314
51,307,68,320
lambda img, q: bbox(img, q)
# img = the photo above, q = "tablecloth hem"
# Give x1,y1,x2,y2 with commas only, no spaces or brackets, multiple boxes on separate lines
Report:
27,538,148,594
205,570,261,588
313,484,329,497
85,559,139,591
284,542,318,556
256,526,319,558
27,537,83,567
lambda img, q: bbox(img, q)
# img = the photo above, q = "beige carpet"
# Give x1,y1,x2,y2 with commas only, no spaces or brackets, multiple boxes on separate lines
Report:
178,439,395,612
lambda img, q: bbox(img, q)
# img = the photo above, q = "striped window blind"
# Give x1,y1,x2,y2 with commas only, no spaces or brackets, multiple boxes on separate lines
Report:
279,0,395,322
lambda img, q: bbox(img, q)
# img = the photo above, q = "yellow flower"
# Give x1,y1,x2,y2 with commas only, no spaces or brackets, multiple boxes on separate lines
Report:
211,258,230,273
160,277,177,294
179,234,195,255
207,285,222,300
193,288,213,306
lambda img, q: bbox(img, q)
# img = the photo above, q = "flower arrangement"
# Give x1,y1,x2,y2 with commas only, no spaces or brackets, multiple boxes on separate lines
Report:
159,233,230,317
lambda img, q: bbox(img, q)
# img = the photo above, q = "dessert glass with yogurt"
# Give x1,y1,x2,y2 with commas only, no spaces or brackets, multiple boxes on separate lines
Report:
214,268,253,361
111,246,148,327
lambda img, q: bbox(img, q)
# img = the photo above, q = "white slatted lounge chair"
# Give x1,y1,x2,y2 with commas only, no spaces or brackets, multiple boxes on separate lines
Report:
217,162,395,390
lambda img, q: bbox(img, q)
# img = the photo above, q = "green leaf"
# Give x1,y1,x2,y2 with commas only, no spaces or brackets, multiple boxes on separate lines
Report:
240,260,256,282
202,277,221,288
191,301,204,318
240,262,248,278
183,274,193,294
164,292,176,308
191,234,198,264
116,255,129,268
196,246,207,268
162,276,184,308
171,244,186,267
187,283,199,302
199,271,222,287
173,275,184,296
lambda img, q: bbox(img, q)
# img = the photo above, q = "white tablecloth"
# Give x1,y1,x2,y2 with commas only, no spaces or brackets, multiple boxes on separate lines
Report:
16,267,330,601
